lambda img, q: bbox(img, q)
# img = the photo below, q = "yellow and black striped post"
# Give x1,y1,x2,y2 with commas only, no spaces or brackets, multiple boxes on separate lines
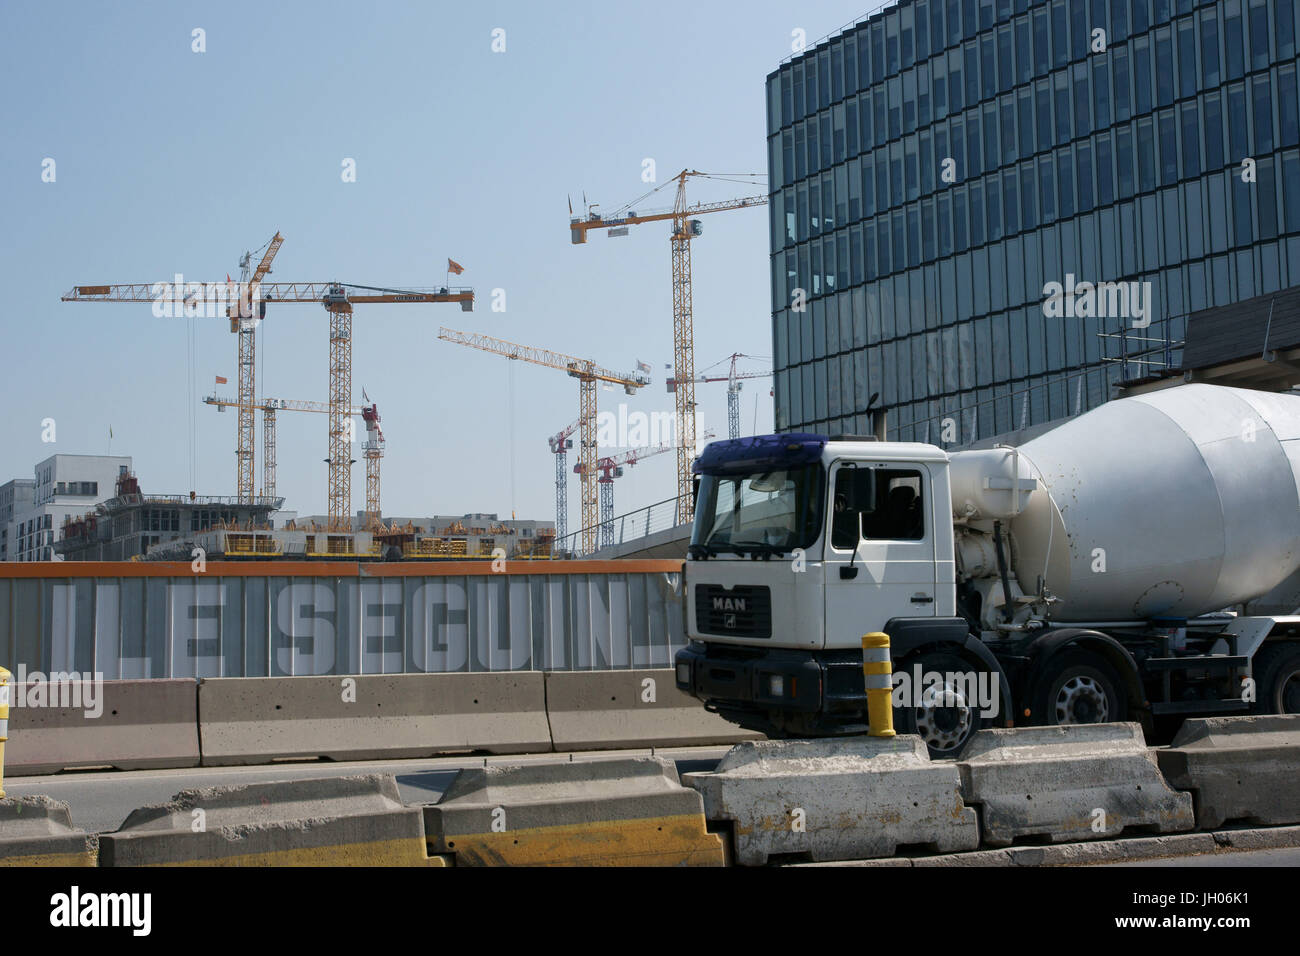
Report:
862,633,895,737
0,666,9,798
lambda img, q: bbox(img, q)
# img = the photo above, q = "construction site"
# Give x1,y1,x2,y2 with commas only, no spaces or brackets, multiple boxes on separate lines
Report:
46,169,773,563
10,0,1300,898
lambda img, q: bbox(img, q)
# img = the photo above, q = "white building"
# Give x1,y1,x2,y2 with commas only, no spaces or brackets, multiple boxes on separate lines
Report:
2,455,132,561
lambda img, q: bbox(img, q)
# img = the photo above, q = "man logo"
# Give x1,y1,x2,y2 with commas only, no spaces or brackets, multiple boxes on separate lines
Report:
712,597,747,612
724,613,737,629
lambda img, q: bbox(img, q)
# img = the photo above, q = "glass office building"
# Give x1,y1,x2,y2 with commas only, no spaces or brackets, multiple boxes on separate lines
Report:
766,0,1300,442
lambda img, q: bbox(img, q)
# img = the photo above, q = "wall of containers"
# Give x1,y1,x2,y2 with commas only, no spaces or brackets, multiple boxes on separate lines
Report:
767,0,1300,442
0,568,686,678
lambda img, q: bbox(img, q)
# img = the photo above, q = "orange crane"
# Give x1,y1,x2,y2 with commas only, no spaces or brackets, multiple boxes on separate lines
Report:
668,353,772,440
202,393,384,526
438,327,649,556
546,419,580,541
65,279,472,530
568,170,767,524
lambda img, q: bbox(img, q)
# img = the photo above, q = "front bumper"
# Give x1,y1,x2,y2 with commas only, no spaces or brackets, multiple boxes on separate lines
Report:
674,642,867,715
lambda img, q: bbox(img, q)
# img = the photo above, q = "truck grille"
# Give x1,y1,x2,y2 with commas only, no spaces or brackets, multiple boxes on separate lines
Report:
695,584,772,639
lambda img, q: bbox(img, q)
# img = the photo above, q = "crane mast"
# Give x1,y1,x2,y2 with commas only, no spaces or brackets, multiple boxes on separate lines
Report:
439,327,648,555
568,170,767,523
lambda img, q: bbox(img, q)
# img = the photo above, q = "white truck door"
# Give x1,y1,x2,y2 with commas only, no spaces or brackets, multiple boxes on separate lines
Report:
823,461,939,650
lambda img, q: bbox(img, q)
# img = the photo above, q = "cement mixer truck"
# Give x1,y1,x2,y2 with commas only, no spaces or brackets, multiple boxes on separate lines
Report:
674,384,1300,755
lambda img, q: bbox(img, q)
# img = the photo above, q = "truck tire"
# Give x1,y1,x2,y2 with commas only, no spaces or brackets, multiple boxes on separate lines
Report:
1031,649,1127,726
1253,642,1300,714
892,651,992,758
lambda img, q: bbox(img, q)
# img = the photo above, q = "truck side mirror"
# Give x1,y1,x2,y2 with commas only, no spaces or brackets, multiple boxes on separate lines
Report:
839,509,866,579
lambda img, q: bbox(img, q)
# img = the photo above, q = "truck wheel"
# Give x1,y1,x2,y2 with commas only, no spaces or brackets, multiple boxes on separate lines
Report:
1032,649,1127,725
892,651,991,758
1253,642,1300,714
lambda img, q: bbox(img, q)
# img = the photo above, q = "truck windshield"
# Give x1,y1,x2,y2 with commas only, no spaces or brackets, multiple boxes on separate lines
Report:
691,463,824,556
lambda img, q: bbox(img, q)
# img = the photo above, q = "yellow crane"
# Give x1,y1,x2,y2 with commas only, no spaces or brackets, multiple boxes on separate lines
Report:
64,278,472,530
568,170,767,523
438,327,649,556
231,233,284,504
202,393,385,527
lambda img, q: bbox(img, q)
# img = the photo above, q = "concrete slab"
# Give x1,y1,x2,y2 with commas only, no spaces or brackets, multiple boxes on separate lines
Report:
0,796,97,866
682,736,979,866
544,669,759,750
6,679,199,775
1156,714,1300,829
957,722,1194,847
98,774,438,866
198,673,550,765
425,756,724,866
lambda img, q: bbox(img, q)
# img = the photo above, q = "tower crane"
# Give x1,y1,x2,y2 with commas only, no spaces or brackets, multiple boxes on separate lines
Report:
231,232,283,504
568,170,767,524
576,442,674,550
203,393,385,526
668,353,772,440
546,419,579,542
65,278,472,530
361,399,385,530
438,327,649,556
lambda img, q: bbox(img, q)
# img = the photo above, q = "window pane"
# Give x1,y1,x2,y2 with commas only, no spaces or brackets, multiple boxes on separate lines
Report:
1117,126,1135,198
1253,75,1274,154
1158,109,1178,186
1228,83,1248,162
1225,1,1244,81
1201,8,1220,88
1249,0,1270,72
1155,28,1174,108
1178,18,1197,100
1281,65,1300,148
1204,91,1225,169
1181,102,1201,177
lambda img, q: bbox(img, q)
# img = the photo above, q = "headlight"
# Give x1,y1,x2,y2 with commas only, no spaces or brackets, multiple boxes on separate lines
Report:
676,662,691,684
769,675,784,697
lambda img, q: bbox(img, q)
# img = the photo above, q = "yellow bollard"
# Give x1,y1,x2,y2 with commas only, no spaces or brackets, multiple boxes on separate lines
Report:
0,666,9,799
862,633,895,737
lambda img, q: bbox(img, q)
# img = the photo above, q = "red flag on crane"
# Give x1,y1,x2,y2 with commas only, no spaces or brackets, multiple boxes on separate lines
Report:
215,375,228,385
447,258,465,275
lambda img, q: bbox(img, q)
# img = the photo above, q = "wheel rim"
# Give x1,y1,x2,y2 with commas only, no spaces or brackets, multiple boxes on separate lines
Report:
1054,674,1110,724
914,681,975,752
1279,667,1300,714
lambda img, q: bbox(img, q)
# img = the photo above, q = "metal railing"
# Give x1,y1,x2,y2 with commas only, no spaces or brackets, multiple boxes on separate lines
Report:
550,495,690,558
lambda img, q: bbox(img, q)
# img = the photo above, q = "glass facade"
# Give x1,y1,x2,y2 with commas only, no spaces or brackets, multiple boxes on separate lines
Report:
767,0,1300,443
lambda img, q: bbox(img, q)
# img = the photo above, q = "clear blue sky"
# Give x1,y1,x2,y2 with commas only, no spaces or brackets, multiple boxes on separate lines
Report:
0,0,871,526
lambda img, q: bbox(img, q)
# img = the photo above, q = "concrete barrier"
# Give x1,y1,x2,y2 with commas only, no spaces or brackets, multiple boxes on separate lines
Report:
544,669,760,751
198,673,551,765
682,737,980,866
956,723,1194,847
0,796,97,866
425,756,725,866
6,679,199,776
1156,714,1300,829
99,774,439,866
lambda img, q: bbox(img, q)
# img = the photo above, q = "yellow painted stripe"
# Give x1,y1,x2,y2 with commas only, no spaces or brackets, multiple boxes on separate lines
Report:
435,813,725,867
862,661,892,675
0,850,97,867
134,838,441,867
